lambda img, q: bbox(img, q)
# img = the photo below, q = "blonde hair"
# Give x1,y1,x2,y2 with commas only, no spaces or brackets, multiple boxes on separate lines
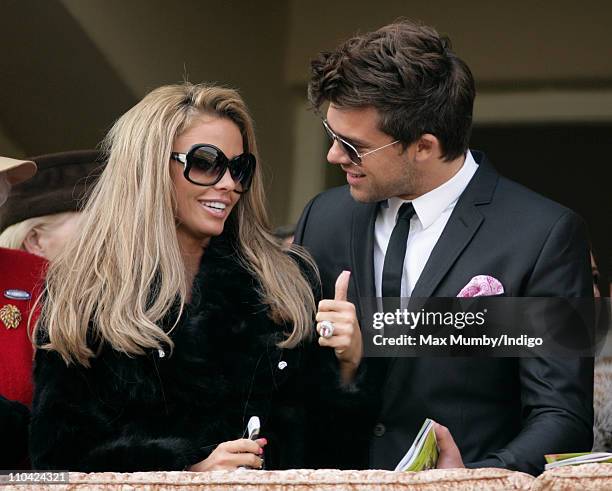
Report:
0,213,74,250
38,83,317,366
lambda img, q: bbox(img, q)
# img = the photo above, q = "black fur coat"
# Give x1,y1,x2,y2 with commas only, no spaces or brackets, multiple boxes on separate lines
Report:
29,237,311,472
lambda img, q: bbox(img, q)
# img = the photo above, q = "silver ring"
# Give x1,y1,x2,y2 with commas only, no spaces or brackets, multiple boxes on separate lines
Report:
319,320,335,338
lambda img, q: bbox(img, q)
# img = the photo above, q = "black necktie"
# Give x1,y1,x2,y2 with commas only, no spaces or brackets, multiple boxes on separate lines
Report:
382,202,416,298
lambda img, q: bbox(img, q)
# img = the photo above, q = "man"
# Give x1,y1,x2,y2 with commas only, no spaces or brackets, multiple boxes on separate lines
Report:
0,156,47,469
295,20,593,475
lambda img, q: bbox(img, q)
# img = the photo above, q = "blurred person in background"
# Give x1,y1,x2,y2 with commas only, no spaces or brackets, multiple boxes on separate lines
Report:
0,155,47,469
273,224,295,247
594,249,612,451
590,250,602,298
0,150,103,261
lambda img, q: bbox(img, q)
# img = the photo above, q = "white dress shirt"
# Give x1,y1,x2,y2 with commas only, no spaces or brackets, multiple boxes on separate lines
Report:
374,151,479,297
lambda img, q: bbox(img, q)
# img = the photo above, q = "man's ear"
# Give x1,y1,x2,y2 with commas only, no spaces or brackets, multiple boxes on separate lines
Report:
23,228,45,257
414,134,441,162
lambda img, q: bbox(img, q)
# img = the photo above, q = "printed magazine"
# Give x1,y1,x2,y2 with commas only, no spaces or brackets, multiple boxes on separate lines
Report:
395,418,439,472
545,452,612,470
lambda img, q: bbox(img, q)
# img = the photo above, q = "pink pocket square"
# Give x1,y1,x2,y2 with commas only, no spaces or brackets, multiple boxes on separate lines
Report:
457,275,504,298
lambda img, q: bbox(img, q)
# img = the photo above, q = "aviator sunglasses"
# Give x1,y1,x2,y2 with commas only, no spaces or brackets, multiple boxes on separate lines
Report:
171,143,256,194
322,119,399,166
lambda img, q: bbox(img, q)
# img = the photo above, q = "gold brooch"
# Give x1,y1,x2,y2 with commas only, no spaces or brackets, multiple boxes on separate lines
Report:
0,304,22,329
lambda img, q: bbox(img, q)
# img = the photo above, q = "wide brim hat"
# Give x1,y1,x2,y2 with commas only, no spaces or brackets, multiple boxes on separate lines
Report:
0,150,105,231
0,156,37,185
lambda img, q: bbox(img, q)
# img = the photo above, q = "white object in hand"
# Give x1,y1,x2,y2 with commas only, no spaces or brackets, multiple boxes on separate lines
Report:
247,416,260,440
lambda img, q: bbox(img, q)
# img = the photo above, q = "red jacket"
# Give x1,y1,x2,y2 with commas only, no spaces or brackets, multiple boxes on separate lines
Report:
0,248,47,406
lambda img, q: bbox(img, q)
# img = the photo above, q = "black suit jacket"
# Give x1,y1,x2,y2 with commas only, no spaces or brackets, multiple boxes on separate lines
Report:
295,151,593,475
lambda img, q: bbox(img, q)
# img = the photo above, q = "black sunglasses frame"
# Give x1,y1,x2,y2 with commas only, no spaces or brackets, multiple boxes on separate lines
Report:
171,143,256,194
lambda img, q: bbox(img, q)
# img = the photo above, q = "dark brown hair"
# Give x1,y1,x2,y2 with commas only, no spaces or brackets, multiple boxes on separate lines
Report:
308,19,475,161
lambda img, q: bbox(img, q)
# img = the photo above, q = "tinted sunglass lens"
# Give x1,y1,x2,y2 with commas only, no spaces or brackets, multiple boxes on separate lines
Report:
323,122,361,165
340,141,361,165
188,146,224,184
323,123,335,141
229,154,255,192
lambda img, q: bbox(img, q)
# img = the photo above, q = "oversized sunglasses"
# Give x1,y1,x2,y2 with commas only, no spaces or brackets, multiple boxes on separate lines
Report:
171,143,256,194
322,119,399,166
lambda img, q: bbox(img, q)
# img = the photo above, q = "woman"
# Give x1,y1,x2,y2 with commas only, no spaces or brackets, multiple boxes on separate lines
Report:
0,150,102,261
30,83,317,472
0,155,47,469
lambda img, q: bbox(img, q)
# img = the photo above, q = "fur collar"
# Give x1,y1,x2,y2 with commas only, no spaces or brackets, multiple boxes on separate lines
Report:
154,233,296,403
29,235,304,472
189,234,268,322
71,233,295,405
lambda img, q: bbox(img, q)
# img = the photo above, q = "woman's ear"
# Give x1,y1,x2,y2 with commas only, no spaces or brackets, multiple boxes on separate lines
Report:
23,228,45,257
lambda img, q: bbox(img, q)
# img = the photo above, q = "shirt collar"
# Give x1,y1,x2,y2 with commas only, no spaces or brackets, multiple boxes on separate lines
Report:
382,150,479,229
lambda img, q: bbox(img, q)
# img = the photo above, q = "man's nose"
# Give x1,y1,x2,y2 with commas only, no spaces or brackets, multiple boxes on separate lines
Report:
327,139,351,166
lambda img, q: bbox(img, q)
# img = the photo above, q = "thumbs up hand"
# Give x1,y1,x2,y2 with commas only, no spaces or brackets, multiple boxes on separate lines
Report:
316,271,363,383
433,422,464,469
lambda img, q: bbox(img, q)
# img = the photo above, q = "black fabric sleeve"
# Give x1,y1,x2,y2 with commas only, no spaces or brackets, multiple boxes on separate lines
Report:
0,395,30,469
466,211,594,475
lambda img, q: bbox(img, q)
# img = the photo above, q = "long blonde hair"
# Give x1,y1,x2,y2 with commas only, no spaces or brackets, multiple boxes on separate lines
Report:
38,83,317,366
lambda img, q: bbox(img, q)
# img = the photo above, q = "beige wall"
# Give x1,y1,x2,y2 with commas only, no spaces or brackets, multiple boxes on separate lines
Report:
285,0,612,87
1,1,611,226
61,0,295,224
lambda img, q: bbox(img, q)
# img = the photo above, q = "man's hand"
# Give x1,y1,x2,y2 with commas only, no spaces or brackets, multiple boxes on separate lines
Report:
316,271,363,383
433,422,464,469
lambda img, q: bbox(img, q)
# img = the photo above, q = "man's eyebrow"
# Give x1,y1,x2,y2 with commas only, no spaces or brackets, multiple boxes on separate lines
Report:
328,123,369,148
342,135,369,148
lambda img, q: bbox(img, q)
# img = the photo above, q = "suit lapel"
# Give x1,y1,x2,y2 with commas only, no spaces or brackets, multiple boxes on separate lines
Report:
379,154,499,419
410,210,483,298
350,201,396,427
350,202,378,314
411,155,498,298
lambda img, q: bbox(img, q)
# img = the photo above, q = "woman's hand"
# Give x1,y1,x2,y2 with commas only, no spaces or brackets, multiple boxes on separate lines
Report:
316,271,363,384
187,438,266,471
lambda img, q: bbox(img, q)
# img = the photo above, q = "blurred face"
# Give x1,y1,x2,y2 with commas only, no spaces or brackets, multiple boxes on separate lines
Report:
325,104,418,202
0,173,10,207
26,212,81,260
591,252,601,298
171,115,243,251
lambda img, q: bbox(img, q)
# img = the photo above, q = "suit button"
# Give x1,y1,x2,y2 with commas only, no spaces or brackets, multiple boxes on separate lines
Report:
373,423,386,437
